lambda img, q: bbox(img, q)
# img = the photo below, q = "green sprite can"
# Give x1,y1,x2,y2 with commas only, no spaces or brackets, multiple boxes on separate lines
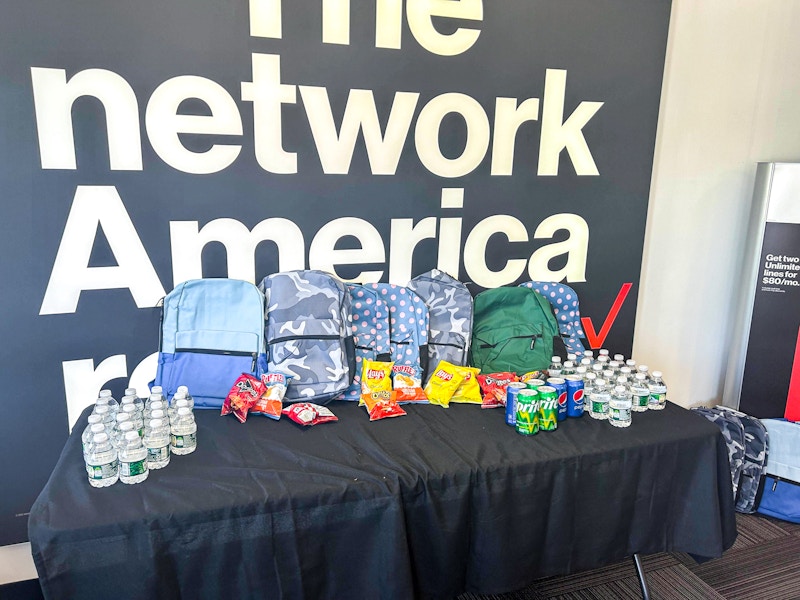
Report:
537,385,558,431
525,378,546,390
515,389,540,436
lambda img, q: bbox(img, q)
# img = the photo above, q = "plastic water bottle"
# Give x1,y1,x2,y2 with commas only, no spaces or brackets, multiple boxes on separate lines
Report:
144,418,171,469
630,373,650,412
81,415,104,455
91,404,116,431
584,372,597,397
579,358,592,371
591,363,604,376
144,400,166,422
598,349,610,359
169,397,191,424
118,430,149,484
575,365,588,379
625,359,637,371
124,387,144,412
548,356,563,377
566,353,577,365
176,385,193,405
562,361,576,376
171,407,197,455
582,350,594,366
121,403,144,437
98,389,119,414
85,432,118,488
619,366,633,382
613,353,625,365
637,364,651,382
608,385,632,428
589,379,610,420
648,371,668,410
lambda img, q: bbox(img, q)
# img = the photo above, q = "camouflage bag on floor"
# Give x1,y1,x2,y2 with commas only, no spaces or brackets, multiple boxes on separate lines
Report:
260,270,356,404
692,406,752,508
713,406,769,513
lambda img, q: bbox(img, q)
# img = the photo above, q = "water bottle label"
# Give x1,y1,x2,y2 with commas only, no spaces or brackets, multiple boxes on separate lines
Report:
121,458,147,477
609,407,631,421
649,392,666,405
172,432,197,449
591,400,607,413
634,393,649,407
87,461,118,480
147,445,170,462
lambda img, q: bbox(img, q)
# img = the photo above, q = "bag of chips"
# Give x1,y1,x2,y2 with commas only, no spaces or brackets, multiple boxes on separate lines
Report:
362,390,407,421
360,359,394,405
520,371,546,384
477,372,519,409
221,373,264,423
450,366,482,404
392,364,428,404
423,361,464,408
249,371,292,420
282,403,339,426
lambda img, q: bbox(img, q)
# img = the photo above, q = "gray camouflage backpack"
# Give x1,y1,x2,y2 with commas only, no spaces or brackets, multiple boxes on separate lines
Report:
713,405,769,513
407,270,473,378
692,406,769,512
259,270,355,404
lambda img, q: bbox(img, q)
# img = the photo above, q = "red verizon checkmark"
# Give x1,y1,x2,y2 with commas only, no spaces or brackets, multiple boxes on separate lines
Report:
580,283,633,349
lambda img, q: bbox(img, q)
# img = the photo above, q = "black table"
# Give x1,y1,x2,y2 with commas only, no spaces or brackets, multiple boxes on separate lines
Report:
29,401,736,599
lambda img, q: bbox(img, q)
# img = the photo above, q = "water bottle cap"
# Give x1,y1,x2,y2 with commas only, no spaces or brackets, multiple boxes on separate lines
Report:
123,404,137,414
90,423,105,433
121,396,134,405
576,366,587,374
620,367,631,374
92,432,109,443
584,351,593,357
596,379,606,386
599,349,609,356
616,376,626,382
150,419,164,428
614,354,624,361
99,389,112,397
586,373,596,380
120,421,135,431
626,360,636,366
652,370,663,378
177,407,192,416
636,373,647,380
598,356,609,363
567,354,577,361
580,358,591,365
116,412,131,422
615,385,626,393
151,385,163,394
564,361,574,368
176,399,189,408
177,385,189,395
150,400,164,410
94,405,109,415
125,387,137,396
151,409,165,419
638,365,649,372
174,390,186,400
551,356,561,362
124,430,140,442
87,414,102,424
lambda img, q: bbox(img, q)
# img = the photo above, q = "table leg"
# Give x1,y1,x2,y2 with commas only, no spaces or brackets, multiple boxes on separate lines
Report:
632,553,650,600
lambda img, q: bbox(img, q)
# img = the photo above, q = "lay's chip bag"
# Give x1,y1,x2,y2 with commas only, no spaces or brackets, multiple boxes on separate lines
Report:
360,359,394,405
449,366,482,404
423,360,464,408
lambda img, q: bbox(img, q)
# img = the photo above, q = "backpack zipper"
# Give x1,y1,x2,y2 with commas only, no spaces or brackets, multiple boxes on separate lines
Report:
479,334,541,349
174,349,259,372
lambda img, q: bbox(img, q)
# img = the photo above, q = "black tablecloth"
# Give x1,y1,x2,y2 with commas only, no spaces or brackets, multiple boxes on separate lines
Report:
29,401,737,600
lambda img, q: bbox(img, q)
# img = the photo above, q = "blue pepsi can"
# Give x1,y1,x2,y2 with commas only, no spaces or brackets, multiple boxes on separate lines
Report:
547,377,568,421
565,375,585,417
505,382,527,426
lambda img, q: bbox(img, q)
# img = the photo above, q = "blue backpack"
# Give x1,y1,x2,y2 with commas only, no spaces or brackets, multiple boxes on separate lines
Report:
260,270,355,404
339,284,391,401
407,269,473,377
757,419,800,523
364,283,429,381
154,278,267,409
519,281,586,356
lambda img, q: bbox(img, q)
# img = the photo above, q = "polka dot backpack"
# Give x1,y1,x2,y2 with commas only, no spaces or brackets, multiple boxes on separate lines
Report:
339,284,391,401
365,283,430,386
518,281,586,356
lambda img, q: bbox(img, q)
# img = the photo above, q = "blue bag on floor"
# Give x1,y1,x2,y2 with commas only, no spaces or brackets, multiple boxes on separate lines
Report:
757,419,800,523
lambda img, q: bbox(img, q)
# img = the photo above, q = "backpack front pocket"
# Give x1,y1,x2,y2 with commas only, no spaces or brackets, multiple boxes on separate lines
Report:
472,325,543,374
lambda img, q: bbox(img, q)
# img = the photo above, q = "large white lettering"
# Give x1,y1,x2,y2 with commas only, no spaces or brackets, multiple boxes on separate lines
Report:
40,186,165,315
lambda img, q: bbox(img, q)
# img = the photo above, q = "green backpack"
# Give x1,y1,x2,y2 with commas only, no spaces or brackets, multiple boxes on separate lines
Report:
470,286,560,375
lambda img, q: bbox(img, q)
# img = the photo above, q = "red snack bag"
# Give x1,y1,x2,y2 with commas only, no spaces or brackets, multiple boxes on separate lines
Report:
362,390,407,421
221,373,264,423
282,403,339,426
477,372,519,409
250,372,291,420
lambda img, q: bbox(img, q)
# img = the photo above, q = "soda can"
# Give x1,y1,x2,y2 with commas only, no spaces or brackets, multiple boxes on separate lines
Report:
565,375,585,417
537,385,558,431
546,377,568,422
525,378,546,390
515,389,540,435
505,382,527,426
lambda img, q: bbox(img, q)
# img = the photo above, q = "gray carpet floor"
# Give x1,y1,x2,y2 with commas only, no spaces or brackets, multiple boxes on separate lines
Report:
460,512,800,600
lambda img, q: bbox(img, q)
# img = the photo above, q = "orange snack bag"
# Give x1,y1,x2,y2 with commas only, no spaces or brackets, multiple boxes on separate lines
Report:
362,390,407,421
